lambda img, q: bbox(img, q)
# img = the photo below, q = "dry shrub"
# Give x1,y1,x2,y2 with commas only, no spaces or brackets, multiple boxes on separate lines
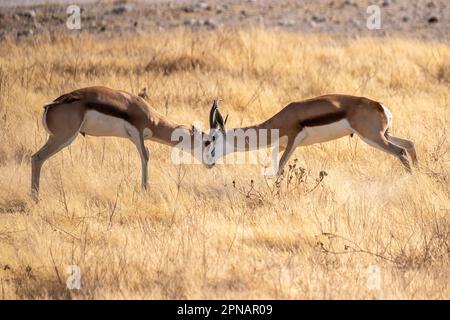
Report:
144,55,218,75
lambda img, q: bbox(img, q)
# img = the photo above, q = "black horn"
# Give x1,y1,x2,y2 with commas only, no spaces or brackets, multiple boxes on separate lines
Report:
209,100,218,129
216,108,225,131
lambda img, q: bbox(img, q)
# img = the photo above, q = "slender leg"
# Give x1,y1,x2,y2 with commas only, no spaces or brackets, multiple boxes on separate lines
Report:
277,143,295,176
385,133,418,166
129,130,149,190
138,139,149,190
141,145,150,189
31,133,78,200
358,134,412,173
32,102,85,200
276,131,305,176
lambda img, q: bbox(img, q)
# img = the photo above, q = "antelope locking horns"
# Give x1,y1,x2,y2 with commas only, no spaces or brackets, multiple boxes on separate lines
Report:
209,99,227,132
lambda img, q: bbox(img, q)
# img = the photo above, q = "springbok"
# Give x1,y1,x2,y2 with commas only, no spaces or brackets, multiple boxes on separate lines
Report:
205,95,418,174
31,86,214,199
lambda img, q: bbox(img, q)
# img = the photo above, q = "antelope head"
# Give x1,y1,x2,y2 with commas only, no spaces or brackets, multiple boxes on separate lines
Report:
204,99,228,166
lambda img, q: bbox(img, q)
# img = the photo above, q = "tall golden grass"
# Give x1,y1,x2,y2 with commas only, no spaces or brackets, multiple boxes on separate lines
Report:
0,29,449,299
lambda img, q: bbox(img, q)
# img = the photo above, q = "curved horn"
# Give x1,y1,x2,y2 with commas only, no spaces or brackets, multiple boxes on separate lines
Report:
215,108,226,132
209,100,218,129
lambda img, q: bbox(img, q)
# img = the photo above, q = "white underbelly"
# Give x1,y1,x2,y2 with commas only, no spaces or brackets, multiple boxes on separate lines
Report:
299,119,354,146
81,110,130,138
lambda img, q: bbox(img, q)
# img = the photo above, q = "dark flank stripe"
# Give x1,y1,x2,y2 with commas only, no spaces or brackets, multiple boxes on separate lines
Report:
300,110,347,127
85,102,131,122
51,93,131,122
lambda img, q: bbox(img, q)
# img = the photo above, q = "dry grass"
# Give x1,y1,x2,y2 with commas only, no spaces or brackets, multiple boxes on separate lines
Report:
0,29,449,299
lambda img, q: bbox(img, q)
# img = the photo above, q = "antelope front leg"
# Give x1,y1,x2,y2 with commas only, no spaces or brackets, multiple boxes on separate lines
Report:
277,141,296,176
137,141,149,190
142,147,150,190
276,132,304,176
128,127,150,190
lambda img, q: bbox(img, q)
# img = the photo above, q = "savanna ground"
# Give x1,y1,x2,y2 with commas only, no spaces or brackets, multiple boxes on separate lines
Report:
0,29,449,299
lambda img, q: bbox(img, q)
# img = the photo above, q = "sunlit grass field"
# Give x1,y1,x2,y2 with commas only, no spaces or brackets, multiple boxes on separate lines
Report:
0,29,449,299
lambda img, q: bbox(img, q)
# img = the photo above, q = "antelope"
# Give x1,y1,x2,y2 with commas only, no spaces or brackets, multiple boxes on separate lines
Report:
31,86,215,199
205,95,418,174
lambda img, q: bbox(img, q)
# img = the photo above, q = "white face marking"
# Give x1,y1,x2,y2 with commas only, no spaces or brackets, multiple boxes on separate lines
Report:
81,110,130,138
299,119,354,146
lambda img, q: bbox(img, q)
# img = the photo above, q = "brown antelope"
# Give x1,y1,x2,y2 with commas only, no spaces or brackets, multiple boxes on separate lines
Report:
205,95,418,174
31,86,215,199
